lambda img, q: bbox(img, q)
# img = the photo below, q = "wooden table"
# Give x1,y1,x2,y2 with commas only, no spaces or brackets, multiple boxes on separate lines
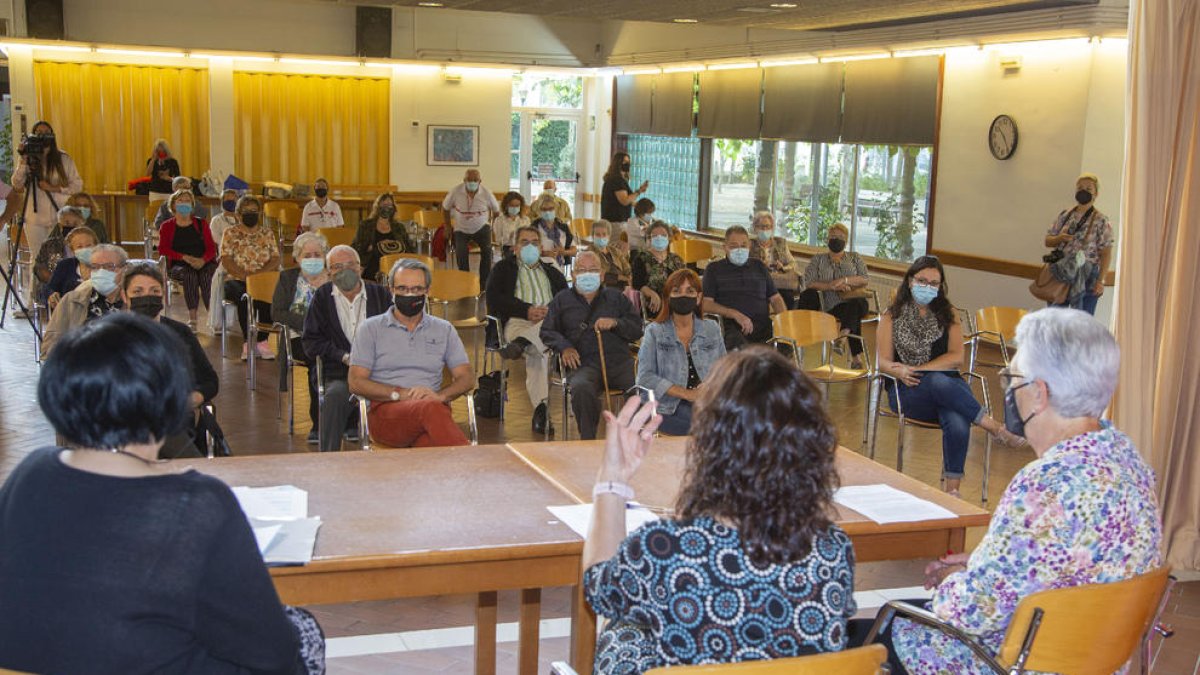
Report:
184,445,583,675
506,437,992,671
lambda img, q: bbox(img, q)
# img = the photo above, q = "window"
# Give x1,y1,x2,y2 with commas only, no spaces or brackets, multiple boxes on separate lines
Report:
623,133,701,230
850,145,932,260
709,139,762,231
512,73,583,109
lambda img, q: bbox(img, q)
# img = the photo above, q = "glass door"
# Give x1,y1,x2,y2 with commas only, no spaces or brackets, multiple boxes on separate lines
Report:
512,110,580,215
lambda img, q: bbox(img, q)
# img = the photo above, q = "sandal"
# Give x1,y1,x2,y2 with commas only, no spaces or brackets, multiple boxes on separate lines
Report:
991,428,1026,448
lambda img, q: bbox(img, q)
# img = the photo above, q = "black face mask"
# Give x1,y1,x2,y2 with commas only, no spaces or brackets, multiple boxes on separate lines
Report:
669,296,698,316
620,163,631,172
828,238,846,253
1003,386,1035,437
379,206,396,219
1075,189,1093,205
241,212,260,227
314,188,329,199
394,294,425,317
129,295,163,319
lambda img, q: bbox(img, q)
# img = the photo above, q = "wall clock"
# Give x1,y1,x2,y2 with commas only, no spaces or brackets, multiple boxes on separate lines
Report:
989,114,1018,160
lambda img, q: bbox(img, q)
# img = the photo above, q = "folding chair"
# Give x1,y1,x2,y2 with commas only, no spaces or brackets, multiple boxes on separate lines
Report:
241,270,282,391
769,309,871,403
394,203,423,222
379,252,438,282
414,209,445,256
551,645,887,675
428,268,486,367
355,379,478,448
865,566,1175,675
319,226,357,249
967,306,1028,373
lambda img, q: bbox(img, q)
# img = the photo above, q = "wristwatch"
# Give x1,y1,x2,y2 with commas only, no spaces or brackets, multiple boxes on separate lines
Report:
390,389,401,401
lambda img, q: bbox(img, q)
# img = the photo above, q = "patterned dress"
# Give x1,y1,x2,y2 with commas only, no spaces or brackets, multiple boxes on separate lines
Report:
891,424,1162,674
584,517,856,674
632,250,684,297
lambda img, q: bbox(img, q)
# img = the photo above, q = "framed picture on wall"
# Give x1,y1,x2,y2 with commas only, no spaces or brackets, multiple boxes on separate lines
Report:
427,125,479,166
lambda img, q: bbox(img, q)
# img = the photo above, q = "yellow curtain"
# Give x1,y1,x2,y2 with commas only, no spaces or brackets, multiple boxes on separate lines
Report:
233,72,390,186
33,61,210,193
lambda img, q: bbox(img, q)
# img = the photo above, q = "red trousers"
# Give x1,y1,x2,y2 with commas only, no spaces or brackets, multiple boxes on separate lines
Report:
368,399,469,448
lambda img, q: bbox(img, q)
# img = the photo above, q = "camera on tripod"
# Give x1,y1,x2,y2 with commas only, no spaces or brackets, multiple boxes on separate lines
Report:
18,132,54,177
1043,249,1065,264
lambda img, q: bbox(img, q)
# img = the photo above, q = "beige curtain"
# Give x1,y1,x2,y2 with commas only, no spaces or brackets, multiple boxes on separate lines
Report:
1112,0,1200,571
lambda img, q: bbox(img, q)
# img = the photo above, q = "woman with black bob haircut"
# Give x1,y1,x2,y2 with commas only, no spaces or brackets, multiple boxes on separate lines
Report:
0,312,325,674
582,346,856,673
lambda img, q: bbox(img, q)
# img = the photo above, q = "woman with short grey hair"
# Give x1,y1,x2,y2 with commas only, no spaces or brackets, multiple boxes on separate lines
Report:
271,231,330,445
864,308,1164,673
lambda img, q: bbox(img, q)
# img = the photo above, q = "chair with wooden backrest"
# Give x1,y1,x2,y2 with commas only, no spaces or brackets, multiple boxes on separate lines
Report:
967,306,1027,372
550,645,888,675
414,209,447,257
865,566,1175,675
143,199,165,258
278,202,303,238
394,203,423,222
671,239,715,266
354,372,478,449
240,270,284,393
572,217,593,241
379,253,438,282
320,226,357,250
428,268,486,367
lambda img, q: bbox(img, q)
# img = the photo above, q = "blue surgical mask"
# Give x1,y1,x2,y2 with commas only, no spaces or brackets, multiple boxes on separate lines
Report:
519,243,541,266
91,269,118,295
575,272,601,293
593,237,609,249
76,247,93,266
650,235,670,251
222,199,237,212
78,207,91,221
912,284,939,305
465,181,480,191
541,211,556,223
176,203,193,217
757,229,772,241
507,206,520,217
300,258,326,275
728,248,750,266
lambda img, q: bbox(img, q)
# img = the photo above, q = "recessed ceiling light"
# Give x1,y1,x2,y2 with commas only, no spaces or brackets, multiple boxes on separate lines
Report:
770,3,797,7
418,2,444,6
673,18,698,23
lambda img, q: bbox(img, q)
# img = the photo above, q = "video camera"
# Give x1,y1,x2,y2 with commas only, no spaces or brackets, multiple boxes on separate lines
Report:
18,132,54,178
1042,249,1065,264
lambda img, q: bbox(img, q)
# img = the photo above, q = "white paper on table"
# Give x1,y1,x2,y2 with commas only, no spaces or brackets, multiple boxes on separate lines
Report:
231,485,308,521
252,523,282,552
547,503,660,539
253,517,323,566
834,484,958,524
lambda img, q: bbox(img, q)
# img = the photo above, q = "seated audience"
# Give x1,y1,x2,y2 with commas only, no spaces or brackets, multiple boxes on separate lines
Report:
68,191,110,243
40,243,127,359
45,226,98,310
145,137,181,197
540,251,643,440
348,258,474,448
118,262,219,459
876,256,1023,496
533,195,576,270
584,347,855,672
702,225,786,351
154,176,208,228
221,195,280,361
302,245,392,452
159,188,218,328
631,220,684,315
486,226,569,435
636,269,726,436
352,192,415,282
0,312,324,674
623,197,656,251
857,308,1163,673
749,210,798,309
299,177,344,233
589,220,631,289
533,179,572,224
491,191,528,259
210,188,241,254
33,206,88,303
272,232,330,445
800,222,870,368
441,169,500,289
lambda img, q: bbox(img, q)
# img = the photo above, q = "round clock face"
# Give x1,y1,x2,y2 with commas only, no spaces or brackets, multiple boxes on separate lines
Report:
989,114,1018,160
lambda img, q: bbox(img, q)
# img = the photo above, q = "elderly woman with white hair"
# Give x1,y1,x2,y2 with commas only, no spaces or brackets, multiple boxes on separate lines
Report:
271,232,330,445
854,308,1164,674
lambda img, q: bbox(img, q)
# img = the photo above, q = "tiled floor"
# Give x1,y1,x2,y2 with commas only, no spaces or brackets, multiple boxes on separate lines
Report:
0,290,1196,673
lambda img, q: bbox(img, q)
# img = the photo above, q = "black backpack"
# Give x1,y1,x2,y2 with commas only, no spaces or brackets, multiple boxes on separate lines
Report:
473,371,503,418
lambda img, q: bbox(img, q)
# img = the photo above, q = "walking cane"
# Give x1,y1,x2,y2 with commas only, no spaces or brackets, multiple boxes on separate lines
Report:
595,325,614,413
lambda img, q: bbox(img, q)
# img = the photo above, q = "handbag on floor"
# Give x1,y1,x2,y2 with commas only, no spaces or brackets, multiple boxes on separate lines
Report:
473,371,503,418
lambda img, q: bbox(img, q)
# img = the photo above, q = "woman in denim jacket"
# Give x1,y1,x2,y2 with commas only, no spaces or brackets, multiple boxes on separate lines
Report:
637,269,727,435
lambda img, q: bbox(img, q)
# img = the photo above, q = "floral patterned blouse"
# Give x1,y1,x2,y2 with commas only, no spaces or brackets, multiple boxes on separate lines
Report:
750,237,798,290
220,225,278,280
632,250,684,296
1047,207,1113,266
892,424,1162,674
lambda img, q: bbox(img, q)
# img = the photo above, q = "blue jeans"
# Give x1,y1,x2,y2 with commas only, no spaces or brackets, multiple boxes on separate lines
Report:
658,400,693,436
1052,290,1100,315
886,371,983,478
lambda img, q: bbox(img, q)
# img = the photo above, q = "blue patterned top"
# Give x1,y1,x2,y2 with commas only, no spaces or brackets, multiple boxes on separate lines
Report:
892,424,1162,673
584,516,856,672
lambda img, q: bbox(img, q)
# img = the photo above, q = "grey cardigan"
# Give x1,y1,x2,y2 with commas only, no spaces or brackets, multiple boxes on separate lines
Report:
636,315,726,415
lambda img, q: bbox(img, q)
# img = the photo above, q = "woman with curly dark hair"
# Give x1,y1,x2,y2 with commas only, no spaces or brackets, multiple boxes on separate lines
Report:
582,346,856,673
877,256,1023,497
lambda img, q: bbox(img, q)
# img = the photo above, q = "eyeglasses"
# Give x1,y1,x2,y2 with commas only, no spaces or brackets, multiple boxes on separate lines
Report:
912,278,941,288
90,262,126,272
999,367,1030,392
393,285,427,295
329,262,360,272
574,268,602,275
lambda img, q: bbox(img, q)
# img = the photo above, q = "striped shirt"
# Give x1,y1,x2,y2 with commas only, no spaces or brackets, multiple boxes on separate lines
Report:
803,252,868,310
515,262,553,306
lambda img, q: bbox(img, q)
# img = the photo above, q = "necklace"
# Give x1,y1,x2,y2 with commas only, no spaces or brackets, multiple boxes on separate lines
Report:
106,447,168,466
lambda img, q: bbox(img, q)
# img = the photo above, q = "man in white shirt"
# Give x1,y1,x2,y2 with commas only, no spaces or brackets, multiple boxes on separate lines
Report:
441,168,499,290
299,177,344,233
533,179,572,225
301,245,392,451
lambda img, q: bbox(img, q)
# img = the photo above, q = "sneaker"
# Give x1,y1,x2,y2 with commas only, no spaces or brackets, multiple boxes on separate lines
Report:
532,401,553,436
255,341,276,361
241,343,249,361
306,430,319,445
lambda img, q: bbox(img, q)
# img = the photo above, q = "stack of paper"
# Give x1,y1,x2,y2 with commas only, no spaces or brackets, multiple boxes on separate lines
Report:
547,503,661,539
232,485,322,566
833,484,958,524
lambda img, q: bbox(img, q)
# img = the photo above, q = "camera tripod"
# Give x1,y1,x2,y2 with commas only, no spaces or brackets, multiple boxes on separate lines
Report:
0,164,58,339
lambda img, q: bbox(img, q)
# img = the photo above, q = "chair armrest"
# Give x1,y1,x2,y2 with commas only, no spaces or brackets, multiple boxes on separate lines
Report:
549,663,579,675
842,333,872,369
355,395,371,451
872,369,903,417
865,600,1007,675
464,388,478,445
485,314,506,349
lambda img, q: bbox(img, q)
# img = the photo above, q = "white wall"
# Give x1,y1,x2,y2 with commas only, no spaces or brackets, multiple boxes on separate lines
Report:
931,40,1126,322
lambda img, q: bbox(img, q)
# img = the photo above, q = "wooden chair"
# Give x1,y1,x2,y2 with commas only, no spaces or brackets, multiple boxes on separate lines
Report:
319,226,357,250
967,306,1028,372
142,199,165,258
572,217,593,241
671,238,715,266
551,645,888,675
414,209,447,256
241,270,283,392
379,252,437,281
278,202,304,237
394,203,424,221
865,566,1175,675
428,268,486,366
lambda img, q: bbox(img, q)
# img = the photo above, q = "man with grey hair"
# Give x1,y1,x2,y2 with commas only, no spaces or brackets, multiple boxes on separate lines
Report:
302,244,392,451
441,168,499,290
348,258,474,447
540,250,643,440
40,243,128,359
533,179,572,224
154,176,209,228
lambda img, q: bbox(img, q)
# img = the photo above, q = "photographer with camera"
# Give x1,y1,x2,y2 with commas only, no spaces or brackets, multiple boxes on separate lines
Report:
1041,173,1112,315
9,121,83,308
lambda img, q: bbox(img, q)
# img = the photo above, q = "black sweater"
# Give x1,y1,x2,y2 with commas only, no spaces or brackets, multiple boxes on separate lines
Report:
301,280,392,381
485,256,568,324
161,315,219,402
0,448,303,674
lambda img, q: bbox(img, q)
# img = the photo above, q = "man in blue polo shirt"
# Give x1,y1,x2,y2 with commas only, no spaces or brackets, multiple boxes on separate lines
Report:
348,258,474,447
702,225,787,351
